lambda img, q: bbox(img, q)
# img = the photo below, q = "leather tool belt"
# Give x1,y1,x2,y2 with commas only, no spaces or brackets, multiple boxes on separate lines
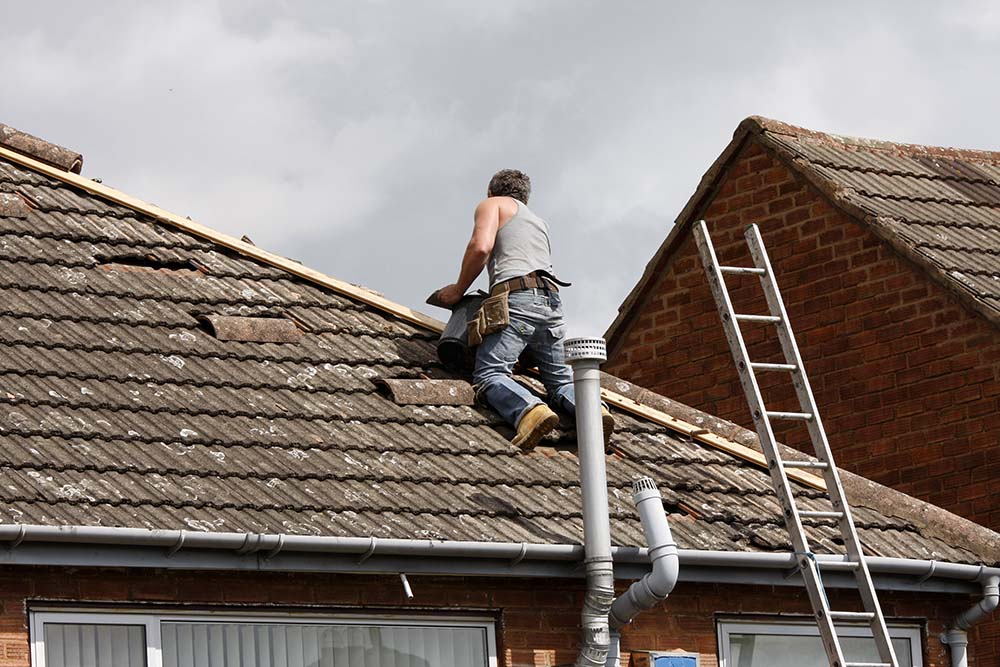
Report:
490,271,562,296
469,272,570,346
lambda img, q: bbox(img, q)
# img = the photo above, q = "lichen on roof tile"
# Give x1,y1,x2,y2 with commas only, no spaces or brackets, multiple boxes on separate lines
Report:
0,144,994,565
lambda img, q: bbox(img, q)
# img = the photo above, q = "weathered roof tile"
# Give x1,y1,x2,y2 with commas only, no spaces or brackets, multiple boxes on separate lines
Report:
754,118,1000,323
0,139,994,566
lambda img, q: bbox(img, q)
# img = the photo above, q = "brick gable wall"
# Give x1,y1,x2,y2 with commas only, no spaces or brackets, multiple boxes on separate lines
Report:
606,141,1000,532
0,566,975,666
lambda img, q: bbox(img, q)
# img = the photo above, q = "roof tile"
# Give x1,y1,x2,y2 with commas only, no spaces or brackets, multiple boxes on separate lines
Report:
0,146,993,566
757,121,1000,322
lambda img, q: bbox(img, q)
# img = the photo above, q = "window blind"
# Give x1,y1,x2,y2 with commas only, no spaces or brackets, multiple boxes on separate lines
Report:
161,622,487,667
43,623,146,667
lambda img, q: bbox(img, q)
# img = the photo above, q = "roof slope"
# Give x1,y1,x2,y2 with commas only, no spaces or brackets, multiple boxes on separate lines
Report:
0,128,996,566
608,117,1000,347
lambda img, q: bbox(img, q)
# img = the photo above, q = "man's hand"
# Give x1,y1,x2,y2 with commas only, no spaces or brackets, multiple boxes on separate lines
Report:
436,283,465,307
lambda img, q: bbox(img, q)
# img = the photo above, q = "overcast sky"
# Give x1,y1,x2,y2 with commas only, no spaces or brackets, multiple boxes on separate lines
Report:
5,1,1000,336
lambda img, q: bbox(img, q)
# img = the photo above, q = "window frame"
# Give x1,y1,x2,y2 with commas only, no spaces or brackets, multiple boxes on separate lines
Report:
30,609,499,667
716,618,923,667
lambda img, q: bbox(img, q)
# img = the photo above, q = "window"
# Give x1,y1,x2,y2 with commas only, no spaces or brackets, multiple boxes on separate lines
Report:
717,620,922,667
31,611,497,667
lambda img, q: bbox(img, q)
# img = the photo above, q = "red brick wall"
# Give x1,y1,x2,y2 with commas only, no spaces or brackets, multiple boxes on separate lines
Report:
0,566,976,666
606,140,1000,531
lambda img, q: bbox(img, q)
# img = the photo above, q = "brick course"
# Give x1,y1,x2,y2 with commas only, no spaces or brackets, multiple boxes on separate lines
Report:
607,141,1000,533
0,566,980,666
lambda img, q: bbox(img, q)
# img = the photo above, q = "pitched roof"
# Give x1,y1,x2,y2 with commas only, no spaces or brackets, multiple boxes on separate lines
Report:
0,124,996,567
607,116,1000,347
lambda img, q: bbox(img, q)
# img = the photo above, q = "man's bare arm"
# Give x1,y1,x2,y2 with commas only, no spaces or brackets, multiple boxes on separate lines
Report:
436,199,501,305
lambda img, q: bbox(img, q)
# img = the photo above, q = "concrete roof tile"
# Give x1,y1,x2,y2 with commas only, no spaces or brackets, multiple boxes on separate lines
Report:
0,143,994,566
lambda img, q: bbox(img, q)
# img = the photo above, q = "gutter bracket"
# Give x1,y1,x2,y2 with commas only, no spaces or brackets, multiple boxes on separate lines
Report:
6,525,26,551
165,530,186,558
916,560,937,584
358,537,378,565
235,533,263,556
510,543,528,567
263,534,285,561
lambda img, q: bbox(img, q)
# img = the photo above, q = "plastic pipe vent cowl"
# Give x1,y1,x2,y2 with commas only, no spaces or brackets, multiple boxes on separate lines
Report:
565,337,607,364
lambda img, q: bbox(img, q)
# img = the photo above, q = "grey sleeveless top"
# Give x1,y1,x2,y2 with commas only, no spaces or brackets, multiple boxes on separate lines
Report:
487,200,555,289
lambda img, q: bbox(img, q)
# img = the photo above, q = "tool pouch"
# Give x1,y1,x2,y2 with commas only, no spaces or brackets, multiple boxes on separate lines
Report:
467,313,485,347
481,292,510,332
467,292,509,346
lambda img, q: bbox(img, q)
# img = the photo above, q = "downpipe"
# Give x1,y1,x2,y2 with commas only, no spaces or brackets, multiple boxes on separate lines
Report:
941,574,999,667
566,338,615,667
609,478,679,630
605,478,679,667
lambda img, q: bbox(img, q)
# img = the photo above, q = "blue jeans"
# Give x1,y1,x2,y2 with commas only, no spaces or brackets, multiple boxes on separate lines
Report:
473,289,576,427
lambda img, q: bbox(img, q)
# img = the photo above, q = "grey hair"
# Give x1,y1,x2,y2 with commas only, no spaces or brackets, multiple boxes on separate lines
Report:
488,169,531,203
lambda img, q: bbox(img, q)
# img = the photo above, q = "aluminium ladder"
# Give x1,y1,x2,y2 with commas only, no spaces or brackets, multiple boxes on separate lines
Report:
693,220,898,667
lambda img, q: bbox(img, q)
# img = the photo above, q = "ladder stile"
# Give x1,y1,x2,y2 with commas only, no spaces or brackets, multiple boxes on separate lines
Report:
693,220,899,667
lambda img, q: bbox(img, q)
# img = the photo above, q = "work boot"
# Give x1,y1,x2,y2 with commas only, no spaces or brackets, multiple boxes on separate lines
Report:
512,404,559,450
602,407,616,447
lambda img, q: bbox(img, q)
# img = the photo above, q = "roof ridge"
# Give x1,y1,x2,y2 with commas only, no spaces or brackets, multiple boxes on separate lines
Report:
0,123,83,174
744,114,1000,163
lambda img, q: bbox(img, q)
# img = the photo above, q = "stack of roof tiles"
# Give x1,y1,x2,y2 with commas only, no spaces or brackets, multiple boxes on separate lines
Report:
0,130,989,564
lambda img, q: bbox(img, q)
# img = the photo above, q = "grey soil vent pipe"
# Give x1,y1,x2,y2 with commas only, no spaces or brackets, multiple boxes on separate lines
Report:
566,337,615,667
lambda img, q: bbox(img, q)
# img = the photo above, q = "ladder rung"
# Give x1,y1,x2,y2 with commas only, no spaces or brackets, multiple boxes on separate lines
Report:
750,362,797,371
719,265,766,275
828,611,875,621
766,410,813,421
844,663,891,667
783,460,829,469
818,560,861,571
799,511,844,519
734,314,781,323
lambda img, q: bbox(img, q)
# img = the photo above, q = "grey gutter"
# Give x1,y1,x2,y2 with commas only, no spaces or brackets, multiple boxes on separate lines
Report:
0,524,994,595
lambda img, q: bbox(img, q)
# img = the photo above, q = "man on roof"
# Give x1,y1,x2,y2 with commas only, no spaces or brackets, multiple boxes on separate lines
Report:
436,169,612,449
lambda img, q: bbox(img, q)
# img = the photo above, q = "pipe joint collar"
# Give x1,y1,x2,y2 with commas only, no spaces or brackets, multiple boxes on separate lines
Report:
982,575,999,601
648,541,678,561
940,628,968,647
